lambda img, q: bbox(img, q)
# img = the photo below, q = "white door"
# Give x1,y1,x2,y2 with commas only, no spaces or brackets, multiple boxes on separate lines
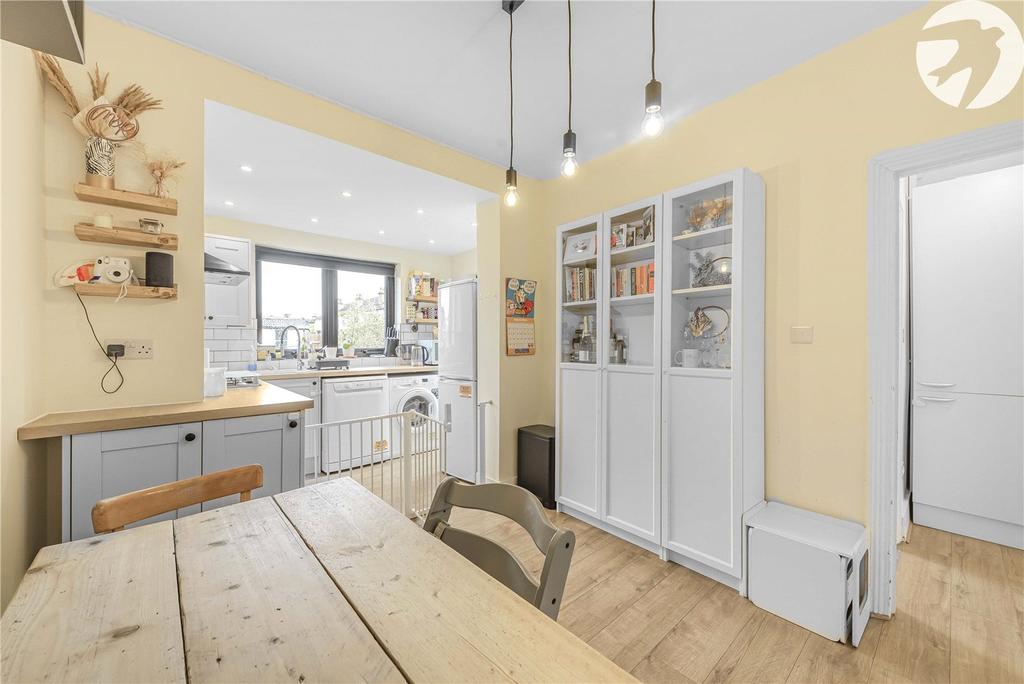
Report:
439,281,476,381
911,163,1024,547
664,373,739,576
558,367,600,515
439,378,478,482
605,370,657,541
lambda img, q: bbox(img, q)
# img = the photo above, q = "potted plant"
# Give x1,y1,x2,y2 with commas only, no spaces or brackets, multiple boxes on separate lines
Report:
342,340,356,358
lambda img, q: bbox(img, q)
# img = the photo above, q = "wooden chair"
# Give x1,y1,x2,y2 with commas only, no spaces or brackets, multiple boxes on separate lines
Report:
422,477,575,619
91,464,263,534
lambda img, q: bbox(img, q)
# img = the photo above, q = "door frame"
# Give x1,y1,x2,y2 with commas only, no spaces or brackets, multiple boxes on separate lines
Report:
867,120,1023,617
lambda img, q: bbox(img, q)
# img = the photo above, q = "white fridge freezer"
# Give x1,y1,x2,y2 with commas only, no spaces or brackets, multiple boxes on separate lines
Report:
438,279,477,382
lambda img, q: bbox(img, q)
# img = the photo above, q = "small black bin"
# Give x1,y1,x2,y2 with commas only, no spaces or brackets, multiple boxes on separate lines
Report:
517,424,555,509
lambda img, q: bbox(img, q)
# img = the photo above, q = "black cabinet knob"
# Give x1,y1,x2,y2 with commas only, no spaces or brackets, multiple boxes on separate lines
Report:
184,432,196,442
207,315,213,320
289,420,298,429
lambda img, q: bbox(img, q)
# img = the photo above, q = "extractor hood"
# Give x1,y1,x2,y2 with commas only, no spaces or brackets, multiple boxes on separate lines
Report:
204,251,250,286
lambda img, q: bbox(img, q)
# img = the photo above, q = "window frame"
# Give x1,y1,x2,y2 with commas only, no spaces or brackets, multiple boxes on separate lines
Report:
255,246,395,351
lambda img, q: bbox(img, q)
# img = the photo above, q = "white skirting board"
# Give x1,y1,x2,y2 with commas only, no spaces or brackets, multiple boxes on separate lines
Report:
914,503,1024,550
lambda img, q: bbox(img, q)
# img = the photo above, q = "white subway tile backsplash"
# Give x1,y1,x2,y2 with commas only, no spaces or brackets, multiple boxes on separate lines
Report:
240,328,257,341
210,361,228,369
228,339,252,351
213,328,242,340
227,361,250,371
206,340,228,351
278,359,299,370
214,350,242,362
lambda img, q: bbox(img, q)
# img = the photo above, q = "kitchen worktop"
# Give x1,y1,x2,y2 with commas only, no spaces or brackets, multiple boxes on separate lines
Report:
18,383,315,441
258,365,438,381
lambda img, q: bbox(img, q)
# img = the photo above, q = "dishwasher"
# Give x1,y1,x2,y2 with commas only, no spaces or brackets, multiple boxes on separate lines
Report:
321,376,389,473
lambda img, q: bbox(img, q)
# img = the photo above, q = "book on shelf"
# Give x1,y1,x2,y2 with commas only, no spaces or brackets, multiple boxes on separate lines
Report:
564,264,596,302
612,260,655,298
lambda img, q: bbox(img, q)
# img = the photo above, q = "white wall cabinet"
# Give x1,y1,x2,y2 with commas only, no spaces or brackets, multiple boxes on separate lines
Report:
204,234,255,328
556,168,765,589
63,411,302,540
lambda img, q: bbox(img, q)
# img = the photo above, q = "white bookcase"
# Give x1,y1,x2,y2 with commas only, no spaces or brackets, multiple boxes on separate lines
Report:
555,168,764,589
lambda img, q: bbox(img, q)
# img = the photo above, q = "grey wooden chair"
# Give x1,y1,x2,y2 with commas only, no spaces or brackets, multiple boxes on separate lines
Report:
422,477,575,619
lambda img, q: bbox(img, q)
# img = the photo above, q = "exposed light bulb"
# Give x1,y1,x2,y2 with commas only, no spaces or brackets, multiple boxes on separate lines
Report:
504,186,519,207
642,110,664,138
642,79,664,138
504,168,519,207
561,154,578,177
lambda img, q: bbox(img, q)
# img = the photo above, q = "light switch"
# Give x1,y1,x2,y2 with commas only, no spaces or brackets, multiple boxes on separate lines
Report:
791,326,814,344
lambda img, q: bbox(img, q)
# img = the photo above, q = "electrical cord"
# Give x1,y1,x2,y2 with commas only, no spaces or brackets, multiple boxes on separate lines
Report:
75,290,125,394
508,7,514,169
567,0,573,131
651,0,656,80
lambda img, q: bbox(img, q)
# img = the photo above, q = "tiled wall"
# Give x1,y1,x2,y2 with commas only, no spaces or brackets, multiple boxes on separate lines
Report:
398,323,436,344
204,326,257,370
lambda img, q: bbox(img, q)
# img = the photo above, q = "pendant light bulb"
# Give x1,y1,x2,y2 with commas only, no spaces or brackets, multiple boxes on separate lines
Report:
504,168,519,207
642,78,663,138
560,130,578,178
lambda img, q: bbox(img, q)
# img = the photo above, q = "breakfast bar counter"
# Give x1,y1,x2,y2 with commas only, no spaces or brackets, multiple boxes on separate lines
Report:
17,383,314,440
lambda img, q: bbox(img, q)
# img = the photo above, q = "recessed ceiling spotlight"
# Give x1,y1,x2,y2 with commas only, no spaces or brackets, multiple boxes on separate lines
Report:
310,217,319,223
416,208,425,215
341,191,352,198
378,230,385,235
429,239,435,244
239,164,253,173
471,222,478,227
224,200,235,207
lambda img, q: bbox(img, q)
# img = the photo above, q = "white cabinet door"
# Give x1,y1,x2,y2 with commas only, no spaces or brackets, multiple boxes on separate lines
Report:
913,392,1024,529
204,235,254,328
558,367,600,515
665,373,739,576
605,370,657,540
70,423,202,540
201,412,301,509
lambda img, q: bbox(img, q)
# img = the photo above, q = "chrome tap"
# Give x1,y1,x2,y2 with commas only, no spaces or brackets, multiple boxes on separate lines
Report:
279,325,301,361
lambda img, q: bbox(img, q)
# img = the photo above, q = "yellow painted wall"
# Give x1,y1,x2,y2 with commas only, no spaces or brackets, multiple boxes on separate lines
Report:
450,248,477,280
541,3,1024,524
205,215,457,286
0,44,48,610
475,200,502,480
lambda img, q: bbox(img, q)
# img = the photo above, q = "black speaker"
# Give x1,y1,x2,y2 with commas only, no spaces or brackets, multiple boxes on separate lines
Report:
146,252,173,287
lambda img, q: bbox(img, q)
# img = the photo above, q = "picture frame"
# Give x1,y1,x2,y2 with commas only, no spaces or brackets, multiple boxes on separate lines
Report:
610,224,627,250
563,231,597,260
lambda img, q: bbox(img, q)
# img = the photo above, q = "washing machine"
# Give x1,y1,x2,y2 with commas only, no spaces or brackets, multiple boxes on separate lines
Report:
389,372,439,424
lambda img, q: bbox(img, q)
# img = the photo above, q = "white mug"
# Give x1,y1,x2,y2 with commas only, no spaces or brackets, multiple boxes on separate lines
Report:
323,346,338,358
674,349,700,367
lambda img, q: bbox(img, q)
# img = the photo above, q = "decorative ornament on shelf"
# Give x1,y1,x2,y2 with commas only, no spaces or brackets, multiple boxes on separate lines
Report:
135,145,186,198
690,251,733,288
34,53,163,191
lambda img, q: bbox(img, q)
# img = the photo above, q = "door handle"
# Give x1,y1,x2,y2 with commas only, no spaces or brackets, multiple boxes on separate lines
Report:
917,381,956,388
444,403,452,432
917,395,958,403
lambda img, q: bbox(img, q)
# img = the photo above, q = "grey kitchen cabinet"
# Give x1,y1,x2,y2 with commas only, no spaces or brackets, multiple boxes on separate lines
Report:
200,412,302,510
64,411,303,540
70,423,203,540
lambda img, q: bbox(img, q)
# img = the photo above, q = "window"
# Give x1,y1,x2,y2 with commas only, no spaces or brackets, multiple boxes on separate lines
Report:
256,247,395,352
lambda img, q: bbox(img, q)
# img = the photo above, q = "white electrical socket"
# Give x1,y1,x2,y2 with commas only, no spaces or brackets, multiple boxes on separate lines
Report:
104,339,154,359
790,326,814,344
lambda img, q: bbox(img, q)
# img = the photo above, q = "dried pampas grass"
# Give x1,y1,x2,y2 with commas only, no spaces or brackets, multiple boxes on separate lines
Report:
88,64,109,100
33,51,80,116
113,84,163,117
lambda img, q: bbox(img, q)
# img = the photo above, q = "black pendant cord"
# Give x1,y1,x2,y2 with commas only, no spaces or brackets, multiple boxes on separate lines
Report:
650,0,656,80
508,8,514,170
567,0,573,132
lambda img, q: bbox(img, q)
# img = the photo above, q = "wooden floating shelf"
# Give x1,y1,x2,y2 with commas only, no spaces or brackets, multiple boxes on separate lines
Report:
407,295,438,304
413,318,438,324
74,183,178,216
74,223,178,250
672,284,732,298
73,283,178,300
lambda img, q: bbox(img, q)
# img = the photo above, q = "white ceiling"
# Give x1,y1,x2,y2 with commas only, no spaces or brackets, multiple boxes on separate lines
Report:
92,1,922,179
204,101,494,254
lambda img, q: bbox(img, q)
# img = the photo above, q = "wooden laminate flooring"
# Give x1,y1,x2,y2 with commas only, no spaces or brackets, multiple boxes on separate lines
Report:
448,509,1024,684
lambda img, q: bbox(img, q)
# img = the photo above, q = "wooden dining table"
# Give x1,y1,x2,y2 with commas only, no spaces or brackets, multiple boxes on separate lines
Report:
1,478,634,683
